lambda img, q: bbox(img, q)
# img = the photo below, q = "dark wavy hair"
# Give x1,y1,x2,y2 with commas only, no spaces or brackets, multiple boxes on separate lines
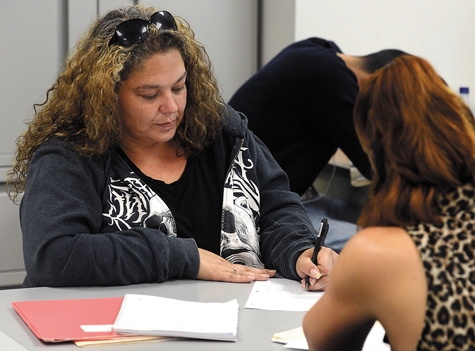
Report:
7,5,223,203
359,49,408,73
354,55,475,227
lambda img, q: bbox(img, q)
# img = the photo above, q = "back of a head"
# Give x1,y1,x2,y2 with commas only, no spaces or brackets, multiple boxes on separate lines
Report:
360,49,409,74
354,55,475,226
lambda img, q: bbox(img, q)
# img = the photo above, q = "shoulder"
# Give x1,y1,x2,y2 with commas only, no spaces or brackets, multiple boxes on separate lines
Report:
337,227,423,291
221,104,248,137
278,40,354,92
32,138,111,179
304,226,426,350
304,227,426,350
261,38,342,77
345,226,418,261
283,37,341,54
332,226,427,337
328,226,427,317
32,138,80,167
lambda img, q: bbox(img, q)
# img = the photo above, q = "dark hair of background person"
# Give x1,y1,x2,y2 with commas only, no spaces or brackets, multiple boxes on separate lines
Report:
360,49,409,73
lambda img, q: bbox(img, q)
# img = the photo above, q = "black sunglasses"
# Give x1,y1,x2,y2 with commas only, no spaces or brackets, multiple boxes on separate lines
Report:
110,11,177,47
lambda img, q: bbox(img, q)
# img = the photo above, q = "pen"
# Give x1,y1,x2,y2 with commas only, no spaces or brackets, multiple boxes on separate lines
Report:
305,218,329,290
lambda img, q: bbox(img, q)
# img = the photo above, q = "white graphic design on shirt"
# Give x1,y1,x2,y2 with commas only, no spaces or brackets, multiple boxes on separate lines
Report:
221,147,263,268
103,147,262,267
103,174,177,236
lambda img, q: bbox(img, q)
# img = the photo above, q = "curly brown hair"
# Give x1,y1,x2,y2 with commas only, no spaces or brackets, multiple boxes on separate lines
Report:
354,55,475,228
7,5,224,203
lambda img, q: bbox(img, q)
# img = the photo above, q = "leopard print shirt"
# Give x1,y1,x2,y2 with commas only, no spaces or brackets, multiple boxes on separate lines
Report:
405,183,475,350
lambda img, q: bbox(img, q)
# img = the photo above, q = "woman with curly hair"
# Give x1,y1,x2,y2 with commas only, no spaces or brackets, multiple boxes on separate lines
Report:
303,55,475,350
9,5,337,288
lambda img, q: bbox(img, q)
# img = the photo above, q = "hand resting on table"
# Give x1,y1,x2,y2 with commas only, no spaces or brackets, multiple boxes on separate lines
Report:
197,248,276,283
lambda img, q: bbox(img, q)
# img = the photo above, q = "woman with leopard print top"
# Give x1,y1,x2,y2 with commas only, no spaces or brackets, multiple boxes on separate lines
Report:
303,55,475,350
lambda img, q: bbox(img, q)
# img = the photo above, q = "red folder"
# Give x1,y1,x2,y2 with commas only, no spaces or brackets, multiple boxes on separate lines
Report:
12,297,124,342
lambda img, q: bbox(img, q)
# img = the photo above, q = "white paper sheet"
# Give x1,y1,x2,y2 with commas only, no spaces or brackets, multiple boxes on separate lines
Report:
113,294,239,341
245,279,324,311
274,322,390,351
252,279,391,350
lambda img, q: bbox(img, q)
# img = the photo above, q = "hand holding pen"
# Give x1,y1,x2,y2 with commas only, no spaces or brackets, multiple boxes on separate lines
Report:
305,218,329,290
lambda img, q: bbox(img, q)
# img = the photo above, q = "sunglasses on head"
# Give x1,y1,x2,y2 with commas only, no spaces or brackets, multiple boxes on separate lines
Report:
110,10,177,47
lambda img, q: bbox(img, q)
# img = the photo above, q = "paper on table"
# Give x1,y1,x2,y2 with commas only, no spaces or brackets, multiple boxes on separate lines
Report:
284,335,308,350
113,294,239,342
245,279,323,311
272,322,390,351
272,327,305,344
362,322,391,351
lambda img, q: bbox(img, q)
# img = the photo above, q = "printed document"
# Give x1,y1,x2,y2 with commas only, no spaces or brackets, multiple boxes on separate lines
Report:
245,278,324,311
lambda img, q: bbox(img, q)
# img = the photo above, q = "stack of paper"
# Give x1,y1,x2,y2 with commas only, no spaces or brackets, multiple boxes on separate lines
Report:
112,294,239,341
12,294,239,344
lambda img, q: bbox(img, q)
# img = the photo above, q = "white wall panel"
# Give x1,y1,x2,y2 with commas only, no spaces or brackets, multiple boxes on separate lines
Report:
262,0,475,93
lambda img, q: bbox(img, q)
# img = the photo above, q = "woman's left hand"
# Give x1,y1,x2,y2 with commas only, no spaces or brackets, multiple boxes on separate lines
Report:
296,247,338,291
196,248,276,283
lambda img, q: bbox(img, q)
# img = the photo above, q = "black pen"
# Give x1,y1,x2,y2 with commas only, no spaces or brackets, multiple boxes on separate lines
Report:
305,218,329,290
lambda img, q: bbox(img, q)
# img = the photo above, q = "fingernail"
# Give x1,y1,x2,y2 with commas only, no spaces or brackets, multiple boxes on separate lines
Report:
310,269,321,280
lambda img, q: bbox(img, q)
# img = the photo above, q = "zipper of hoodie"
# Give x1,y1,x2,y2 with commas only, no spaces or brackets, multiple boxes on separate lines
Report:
224,137,245,185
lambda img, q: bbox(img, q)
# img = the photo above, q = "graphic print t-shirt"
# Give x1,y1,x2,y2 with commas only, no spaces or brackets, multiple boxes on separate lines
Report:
116,148,223,254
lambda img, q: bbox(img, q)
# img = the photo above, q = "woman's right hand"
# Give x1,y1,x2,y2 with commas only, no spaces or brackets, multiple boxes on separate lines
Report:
196,248,276,283
296,247,338,291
